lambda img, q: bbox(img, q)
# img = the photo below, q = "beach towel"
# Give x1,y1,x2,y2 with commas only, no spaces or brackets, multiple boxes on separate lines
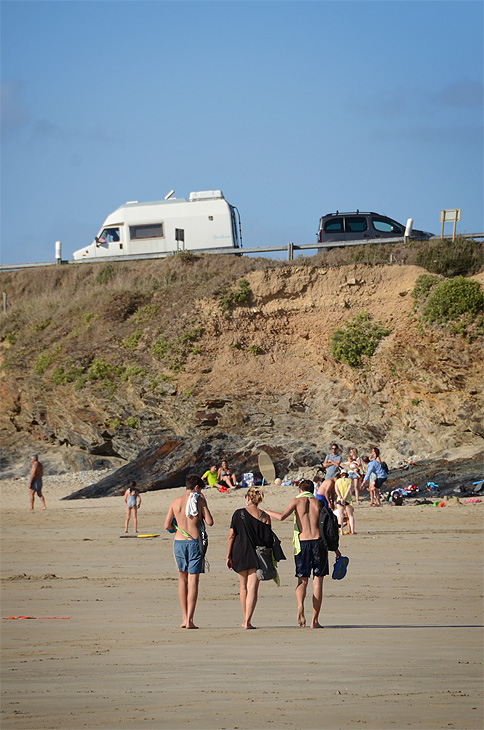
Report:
185,492,199,517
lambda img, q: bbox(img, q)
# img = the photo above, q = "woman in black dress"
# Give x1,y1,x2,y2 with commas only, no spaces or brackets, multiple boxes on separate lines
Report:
226,486,273,629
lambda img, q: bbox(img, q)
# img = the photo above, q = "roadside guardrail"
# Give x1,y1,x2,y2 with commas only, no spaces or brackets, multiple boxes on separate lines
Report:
1,233,483,270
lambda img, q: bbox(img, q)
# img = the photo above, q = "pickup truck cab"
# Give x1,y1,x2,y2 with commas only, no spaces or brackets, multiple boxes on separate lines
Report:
318,211,433,243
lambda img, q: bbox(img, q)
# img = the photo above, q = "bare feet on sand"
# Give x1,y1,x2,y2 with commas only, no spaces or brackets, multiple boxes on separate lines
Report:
310,621,323,629
242,622,256,629
297,607,306,627
180,621,198,629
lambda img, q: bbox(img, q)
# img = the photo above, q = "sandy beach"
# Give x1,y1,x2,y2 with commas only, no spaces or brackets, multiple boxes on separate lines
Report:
1,474,483,730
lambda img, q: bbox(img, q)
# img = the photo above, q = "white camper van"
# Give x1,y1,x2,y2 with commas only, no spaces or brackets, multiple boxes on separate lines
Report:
72,190,242,260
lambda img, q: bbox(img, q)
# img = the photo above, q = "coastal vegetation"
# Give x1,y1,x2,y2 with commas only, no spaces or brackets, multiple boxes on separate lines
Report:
329,311,391,367
412,274,484,340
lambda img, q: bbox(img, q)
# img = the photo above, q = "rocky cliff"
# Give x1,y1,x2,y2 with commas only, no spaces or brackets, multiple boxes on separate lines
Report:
1,251,483,487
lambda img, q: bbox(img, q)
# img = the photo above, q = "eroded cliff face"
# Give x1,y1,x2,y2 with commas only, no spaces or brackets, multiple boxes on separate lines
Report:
1,261,483,478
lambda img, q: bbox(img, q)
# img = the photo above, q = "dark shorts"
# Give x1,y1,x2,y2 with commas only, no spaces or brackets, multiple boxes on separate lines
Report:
294,539,329,578
30,478,42,492
374,477,387,490
173,539,203,574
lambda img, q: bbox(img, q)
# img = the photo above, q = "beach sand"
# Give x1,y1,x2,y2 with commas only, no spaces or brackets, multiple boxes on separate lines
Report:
1,475,483,730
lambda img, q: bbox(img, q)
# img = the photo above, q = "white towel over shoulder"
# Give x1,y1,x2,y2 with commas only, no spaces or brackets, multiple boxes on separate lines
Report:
185,492,199,517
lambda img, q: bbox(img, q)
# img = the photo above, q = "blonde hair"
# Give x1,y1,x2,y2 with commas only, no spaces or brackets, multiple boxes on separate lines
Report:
246,486,264,505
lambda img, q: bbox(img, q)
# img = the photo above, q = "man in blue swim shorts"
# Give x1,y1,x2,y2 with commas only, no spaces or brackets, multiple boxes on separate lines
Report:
164,474,214,629
264,480,341,629
28,455,46,511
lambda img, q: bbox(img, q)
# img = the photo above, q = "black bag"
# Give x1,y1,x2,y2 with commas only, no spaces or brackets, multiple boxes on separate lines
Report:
318,500,340,552
380,461,389,476
198,519,208,558
240,510,281,581
254,545,278,581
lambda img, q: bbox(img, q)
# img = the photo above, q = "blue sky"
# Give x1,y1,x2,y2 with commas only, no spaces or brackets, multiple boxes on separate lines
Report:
1,0,483,264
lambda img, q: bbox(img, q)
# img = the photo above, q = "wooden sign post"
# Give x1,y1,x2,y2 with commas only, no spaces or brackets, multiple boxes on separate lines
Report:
440,209,461,241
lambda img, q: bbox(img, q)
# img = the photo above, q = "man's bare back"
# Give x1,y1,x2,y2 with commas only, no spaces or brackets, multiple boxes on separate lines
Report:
29,459,43,485
316,479,336,509
293,496,321,540
166,492,212,539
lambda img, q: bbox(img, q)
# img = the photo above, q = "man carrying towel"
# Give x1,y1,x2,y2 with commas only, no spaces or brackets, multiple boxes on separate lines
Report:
163,474,214,629
264,479,341,629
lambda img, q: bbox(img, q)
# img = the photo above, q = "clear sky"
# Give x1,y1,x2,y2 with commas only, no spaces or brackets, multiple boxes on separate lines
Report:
1,0,483,264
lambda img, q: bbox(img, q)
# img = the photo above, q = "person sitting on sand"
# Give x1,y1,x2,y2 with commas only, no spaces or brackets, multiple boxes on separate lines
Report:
264,479,341,629
28,454,46,511
202,465,223,490
124,481,141,533
226,486,273,629
335,471,355,535
391,490,405,506
218,460,237,490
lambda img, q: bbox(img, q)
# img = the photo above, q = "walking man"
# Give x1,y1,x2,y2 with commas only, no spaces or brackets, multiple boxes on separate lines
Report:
28,454,46,511
265,479,340,629
163,474,214,629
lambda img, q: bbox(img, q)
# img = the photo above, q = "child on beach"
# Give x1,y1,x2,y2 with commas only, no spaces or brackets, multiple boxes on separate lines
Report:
335,471,355,535
124,481,141,533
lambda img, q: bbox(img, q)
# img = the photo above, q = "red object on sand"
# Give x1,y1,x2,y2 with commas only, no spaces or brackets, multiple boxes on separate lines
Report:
3,616,70,621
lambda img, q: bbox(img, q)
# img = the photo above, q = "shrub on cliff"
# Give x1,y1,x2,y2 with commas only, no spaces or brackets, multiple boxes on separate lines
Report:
412,274,484,340
330,312,390,367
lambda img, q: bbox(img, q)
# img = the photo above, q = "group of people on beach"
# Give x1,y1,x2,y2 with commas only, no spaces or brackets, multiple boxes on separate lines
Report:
315,443,389,536
163,474,343,630
201,460,238,492
160,443,388,630
26,444,387,631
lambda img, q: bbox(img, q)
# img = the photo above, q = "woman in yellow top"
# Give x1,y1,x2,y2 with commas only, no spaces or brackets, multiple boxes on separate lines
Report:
335,471,355,535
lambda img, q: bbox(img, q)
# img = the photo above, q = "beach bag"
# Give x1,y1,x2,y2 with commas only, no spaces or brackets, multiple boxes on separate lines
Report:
380,461,389,475
198,519,208,558
240,509,280,581
255,545,278,581
318,500,340,552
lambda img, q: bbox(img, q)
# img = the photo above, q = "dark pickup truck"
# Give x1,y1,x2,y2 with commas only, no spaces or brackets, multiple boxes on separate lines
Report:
318,211,433,243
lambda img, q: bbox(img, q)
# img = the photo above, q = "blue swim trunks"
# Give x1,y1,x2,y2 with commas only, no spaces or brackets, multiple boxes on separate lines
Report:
30,478,42,492
173,539,203,574
294,539,329,578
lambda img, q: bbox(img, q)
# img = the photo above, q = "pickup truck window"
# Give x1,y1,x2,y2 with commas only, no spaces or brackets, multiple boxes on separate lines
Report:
130,223,164,240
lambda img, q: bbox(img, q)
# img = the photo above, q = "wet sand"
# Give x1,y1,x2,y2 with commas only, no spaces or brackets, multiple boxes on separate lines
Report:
1,476,483,729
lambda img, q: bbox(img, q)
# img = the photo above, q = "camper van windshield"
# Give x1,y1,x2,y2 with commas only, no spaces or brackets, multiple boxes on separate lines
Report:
98,227,120,243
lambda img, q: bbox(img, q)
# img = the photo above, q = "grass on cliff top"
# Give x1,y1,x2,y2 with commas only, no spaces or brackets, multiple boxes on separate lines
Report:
1,240,482,387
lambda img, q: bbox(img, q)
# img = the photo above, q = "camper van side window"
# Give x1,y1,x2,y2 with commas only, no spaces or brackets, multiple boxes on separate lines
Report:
129,224,164,240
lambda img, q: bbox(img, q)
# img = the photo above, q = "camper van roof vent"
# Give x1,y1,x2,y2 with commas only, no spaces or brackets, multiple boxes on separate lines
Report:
189,190,224,202
125,200,139,204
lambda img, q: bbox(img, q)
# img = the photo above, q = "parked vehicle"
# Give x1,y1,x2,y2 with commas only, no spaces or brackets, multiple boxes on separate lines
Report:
72,190,242,260
317,211,433,243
